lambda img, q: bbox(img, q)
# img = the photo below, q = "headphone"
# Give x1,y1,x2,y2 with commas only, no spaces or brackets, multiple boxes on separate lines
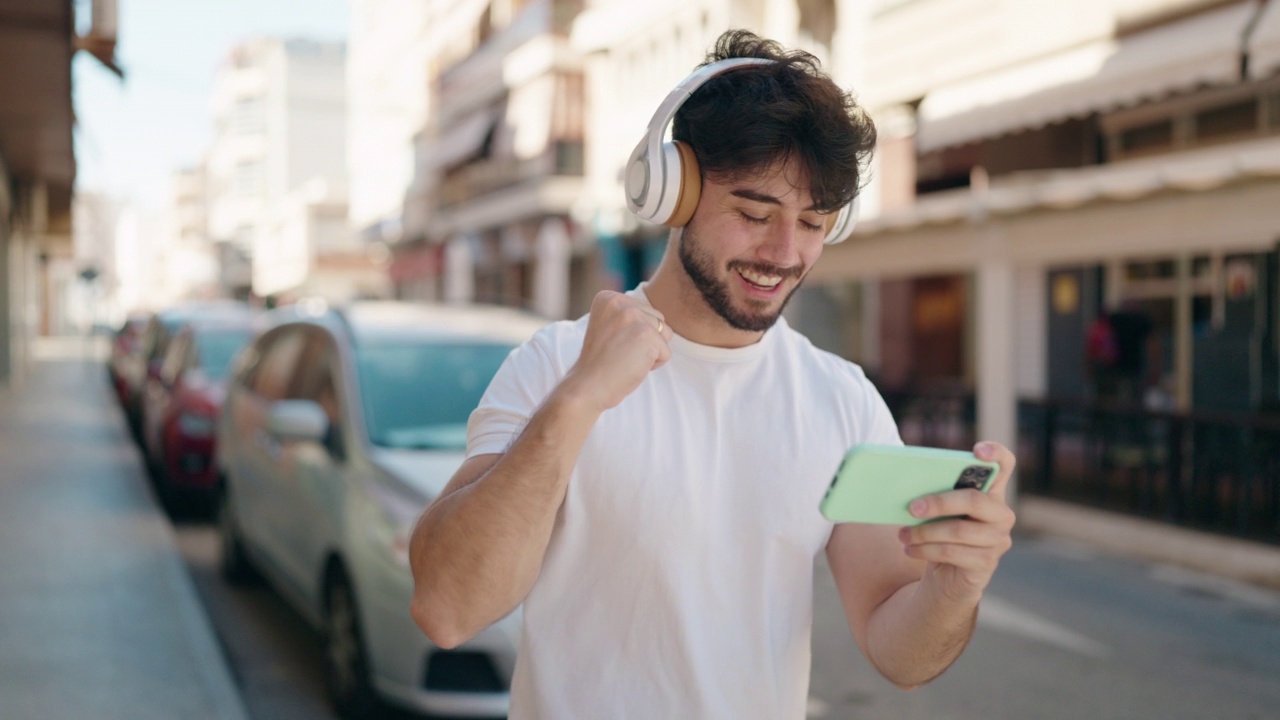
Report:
624,57,860,245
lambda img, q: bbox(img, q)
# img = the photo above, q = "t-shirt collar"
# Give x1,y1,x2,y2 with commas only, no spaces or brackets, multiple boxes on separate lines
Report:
630,283,779,364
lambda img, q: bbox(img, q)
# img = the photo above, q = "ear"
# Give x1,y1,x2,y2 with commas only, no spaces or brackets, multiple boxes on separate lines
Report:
667,141,702,228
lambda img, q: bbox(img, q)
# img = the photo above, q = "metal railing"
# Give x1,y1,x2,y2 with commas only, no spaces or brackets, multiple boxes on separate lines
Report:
880,389,1280,545
1019,398,1280,546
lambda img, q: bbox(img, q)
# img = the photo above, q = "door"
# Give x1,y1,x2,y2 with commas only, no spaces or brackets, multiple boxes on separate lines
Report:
230,328,305,566
276,331,349,605
145,331,190,459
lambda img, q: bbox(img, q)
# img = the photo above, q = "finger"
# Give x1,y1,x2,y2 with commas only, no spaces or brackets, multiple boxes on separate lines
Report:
909,489,1014,526
651,339,673,371
973,440,1016,503
657,316,673,342
902,541,1004,571
591,290,623,315
900,518,1011,549
632,306,672,342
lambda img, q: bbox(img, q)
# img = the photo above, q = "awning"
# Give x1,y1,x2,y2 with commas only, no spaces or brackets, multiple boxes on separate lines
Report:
1251,0,1280,79
0,0,76,189
854,136,1280,236
812,139,1280,283
428,107,500,171
917,2,1256,152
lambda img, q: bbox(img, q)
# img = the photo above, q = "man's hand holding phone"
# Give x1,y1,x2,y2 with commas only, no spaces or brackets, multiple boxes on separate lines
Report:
899,441,1017,605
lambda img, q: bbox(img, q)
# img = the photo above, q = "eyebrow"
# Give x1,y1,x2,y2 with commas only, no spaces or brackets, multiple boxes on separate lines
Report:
729,188,818,212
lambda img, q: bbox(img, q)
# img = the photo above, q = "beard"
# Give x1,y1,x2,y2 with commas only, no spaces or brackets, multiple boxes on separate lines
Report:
677,220,806,333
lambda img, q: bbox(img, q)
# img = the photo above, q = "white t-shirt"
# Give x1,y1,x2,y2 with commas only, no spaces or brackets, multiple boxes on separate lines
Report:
467,286,902,720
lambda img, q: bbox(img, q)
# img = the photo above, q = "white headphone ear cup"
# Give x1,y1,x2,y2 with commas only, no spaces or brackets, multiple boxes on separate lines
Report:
650,141,686,225
823,195,861,245
625,155,651,216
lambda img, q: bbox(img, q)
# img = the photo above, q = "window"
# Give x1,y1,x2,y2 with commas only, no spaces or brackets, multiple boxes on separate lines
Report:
233,97,264,135
250,330,305,401
233,161,264,199
193,329,252,381
1126,259,1176,281
160,333,191,386
356,341,516,450
1118,120,1173,155
1194,99,1259,141
286,331,344,457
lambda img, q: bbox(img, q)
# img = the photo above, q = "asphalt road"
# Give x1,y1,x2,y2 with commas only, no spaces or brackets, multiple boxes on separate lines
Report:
174,519,1280,720
172,519,339,720
809,533,1280,720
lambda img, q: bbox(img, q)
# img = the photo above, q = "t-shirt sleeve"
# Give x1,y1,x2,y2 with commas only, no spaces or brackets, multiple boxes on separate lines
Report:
466,327,565,459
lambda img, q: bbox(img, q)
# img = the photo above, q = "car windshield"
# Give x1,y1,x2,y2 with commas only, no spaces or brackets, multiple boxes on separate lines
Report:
356,340,514,450
195,329,252,381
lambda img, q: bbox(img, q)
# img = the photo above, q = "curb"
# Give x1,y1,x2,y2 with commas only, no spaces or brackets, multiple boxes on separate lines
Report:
1015,496,1280,591
157,507,252,720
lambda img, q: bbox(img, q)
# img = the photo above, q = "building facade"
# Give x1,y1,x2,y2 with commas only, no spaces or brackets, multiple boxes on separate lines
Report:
799,0,1280,454
206,38,350,300
0,0,117,384
393,0,593,320
346,0,444,250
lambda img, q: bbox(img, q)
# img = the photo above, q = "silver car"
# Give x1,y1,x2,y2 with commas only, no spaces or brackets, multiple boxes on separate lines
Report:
216,300,545,718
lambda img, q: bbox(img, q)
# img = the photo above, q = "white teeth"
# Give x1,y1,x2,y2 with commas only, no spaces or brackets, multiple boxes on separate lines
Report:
739,269,782,288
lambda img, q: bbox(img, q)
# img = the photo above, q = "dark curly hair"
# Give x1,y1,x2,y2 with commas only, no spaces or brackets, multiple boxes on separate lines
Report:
672,30,876,214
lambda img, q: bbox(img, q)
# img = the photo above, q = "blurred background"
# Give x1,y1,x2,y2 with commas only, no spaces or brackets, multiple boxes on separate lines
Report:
2,1,1280,719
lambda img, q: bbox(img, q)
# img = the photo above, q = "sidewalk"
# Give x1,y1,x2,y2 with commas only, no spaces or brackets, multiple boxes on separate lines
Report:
1016,495,1280,591
0,339,247,720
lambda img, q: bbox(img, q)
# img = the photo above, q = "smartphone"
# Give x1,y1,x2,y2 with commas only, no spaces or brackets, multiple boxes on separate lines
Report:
819,444,999,526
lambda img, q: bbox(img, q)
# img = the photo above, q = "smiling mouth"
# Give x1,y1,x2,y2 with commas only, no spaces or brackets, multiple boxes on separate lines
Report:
737,267,783,290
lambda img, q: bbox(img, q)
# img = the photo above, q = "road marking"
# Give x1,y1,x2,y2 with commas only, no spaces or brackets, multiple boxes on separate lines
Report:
978,595,1109,658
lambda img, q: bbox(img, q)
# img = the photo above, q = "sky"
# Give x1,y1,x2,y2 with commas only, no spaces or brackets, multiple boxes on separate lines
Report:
72,0,350,210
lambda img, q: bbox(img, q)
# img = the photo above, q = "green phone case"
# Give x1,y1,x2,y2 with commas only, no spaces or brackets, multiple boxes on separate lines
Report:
819,444,999,526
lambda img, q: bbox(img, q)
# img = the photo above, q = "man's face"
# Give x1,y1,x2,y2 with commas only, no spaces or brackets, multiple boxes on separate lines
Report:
678,158,828,332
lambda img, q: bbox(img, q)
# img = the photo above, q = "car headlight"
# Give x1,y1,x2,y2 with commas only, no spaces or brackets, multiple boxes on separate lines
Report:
177,413,217,438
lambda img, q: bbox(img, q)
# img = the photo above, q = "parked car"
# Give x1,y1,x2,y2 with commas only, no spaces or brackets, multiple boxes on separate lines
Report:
108,312,151,408
216,301,546,719
139,316,256,509
122,300,252,434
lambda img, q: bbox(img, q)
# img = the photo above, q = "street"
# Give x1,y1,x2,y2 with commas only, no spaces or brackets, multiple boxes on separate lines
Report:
810,536,1280,720
174,482,1280,720
5,348,1279,720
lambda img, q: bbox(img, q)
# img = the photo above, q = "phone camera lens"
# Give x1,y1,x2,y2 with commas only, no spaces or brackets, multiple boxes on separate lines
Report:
955,465,989,491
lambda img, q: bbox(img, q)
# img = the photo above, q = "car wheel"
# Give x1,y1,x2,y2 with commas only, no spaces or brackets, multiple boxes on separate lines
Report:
325,570,381,719
218,485,257,585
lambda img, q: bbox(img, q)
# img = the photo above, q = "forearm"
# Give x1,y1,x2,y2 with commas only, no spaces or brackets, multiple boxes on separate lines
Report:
409,385,599,647
863,569,980,689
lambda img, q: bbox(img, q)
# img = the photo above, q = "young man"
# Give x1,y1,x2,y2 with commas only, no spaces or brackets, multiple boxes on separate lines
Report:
409,30,1016,719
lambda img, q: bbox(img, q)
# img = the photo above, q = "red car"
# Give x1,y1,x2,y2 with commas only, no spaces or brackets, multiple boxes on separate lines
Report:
140,316,256,509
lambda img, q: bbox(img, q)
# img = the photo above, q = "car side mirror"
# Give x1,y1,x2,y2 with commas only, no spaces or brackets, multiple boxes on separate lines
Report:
266,400,329,443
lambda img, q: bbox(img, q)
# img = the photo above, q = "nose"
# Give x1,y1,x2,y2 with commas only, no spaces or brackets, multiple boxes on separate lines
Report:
755,220,801,268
